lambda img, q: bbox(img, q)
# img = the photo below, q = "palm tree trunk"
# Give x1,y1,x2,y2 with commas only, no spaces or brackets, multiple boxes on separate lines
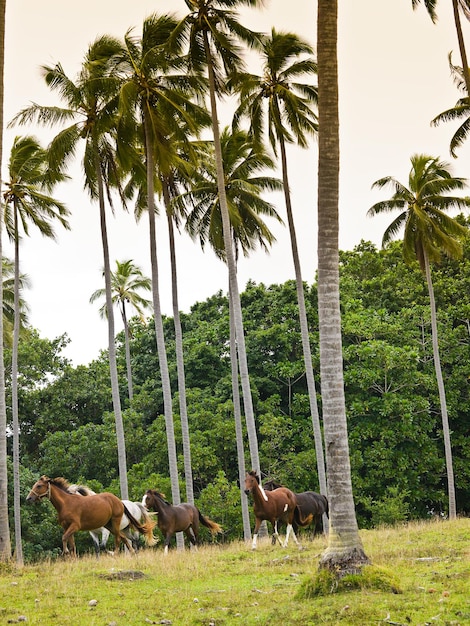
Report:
0,0,12,561
11,210,23,565
121,303,134,402
278,130,328,528
165,186,194,505
143,114,183,549
203,32,261,477
424,251,456,519
453,0,470,95
95,149,129,500
229,289,252,540
317,0,368,573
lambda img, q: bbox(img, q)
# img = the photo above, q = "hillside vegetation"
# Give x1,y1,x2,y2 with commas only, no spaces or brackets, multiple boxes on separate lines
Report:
1,518,469,625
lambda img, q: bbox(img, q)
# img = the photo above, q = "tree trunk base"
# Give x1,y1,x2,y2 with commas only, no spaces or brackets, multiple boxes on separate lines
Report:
319,547,370,577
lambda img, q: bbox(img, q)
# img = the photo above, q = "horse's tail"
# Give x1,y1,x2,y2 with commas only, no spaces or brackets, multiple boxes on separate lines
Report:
123,504,158,547
294,505,314,528
198,510,223,536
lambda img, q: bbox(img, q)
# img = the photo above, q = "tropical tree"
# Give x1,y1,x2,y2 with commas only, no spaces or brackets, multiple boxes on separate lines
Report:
2,135,69,564
412,0,470,96
173,0,265,484
90,259,151,401
316,0,369,575
0,0,10,562
2,258,29,347
10,36,132,499
176,125,282,537
368,153,470,520
114,13,209,515
231,28,327,510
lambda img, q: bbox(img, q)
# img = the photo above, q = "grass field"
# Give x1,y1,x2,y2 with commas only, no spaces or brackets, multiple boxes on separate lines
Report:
0,517,469,625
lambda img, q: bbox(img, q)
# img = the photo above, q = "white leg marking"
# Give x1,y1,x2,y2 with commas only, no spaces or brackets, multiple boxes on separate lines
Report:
252,533,258,549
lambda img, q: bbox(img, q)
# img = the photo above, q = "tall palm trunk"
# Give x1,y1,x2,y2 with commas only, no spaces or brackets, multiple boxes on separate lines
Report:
203,32,260,476
317,0,368,573
164,183,194,504
11,209,23,565
0,0,12,561
423,251,456,519
229,289,252,540
277,123,328,524
453,0,470,94
120,302,133,401
94,148,129,500
143,114,182,542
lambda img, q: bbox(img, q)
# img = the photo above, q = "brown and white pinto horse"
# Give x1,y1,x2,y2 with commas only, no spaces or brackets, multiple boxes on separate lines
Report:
244,470,307,549
26,476,157,556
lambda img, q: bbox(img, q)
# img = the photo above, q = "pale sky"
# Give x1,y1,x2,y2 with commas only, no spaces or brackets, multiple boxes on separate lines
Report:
3,1,470,365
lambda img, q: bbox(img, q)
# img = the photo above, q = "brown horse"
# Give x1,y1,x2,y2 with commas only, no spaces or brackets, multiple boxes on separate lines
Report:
264,479,328,537
142,489,222,554
26,476,157,557
244,470,307,549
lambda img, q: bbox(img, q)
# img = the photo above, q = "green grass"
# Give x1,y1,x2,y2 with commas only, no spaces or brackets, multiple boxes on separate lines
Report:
1,517,469,625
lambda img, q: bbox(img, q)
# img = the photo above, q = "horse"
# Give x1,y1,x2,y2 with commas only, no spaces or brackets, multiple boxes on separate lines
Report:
264,479,329,538
244,470,309,550
142,489,222,554
26,476,157,557
67,484,155,555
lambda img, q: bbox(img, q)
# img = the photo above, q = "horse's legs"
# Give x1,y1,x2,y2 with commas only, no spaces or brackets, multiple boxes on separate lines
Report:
283,523,301,548
89,530,101,557
272,520,284,546
251,519,262,549
185,527,198,550
61,524,79,557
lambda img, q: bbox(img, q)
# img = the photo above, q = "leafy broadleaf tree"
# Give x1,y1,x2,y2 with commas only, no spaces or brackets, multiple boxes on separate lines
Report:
368,153,470,519
10,36,132,499
231,28,327,512
316,0,369,575
173,0,265,482
2,135,69,564
90,259,151,401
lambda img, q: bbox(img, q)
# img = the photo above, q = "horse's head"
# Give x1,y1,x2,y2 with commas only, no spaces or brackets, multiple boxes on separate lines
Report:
26,475,51,503
244,471,260,495
142,489,166,511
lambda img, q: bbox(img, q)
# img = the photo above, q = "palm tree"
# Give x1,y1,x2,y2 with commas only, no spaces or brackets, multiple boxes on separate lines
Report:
90,259,151,401
368,153,470,520
10,36,132,499
431,55,470,156
0,0,11,561
2,135,69,564
231,28,328,511
174,0,265,479
1,258,30,348
412,0,470,95
177,126,282,539
316,0,368,574
114,14,209,515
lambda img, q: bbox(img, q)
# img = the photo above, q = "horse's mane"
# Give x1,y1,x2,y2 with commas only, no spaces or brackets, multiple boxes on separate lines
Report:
48,476,72,492
148,490,171,505
248,470,260,484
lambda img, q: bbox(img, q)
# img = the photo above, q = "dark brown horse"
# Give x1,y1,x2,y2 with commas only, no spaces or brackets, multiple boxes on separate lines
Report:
142,489,222,554
244,470,308,549
26,476,157,556
264,479,329,537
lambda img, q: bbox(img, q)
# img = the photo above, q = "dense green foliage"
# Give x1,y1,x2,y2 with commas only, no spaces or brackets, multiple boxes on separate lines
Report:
8,234,470,559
